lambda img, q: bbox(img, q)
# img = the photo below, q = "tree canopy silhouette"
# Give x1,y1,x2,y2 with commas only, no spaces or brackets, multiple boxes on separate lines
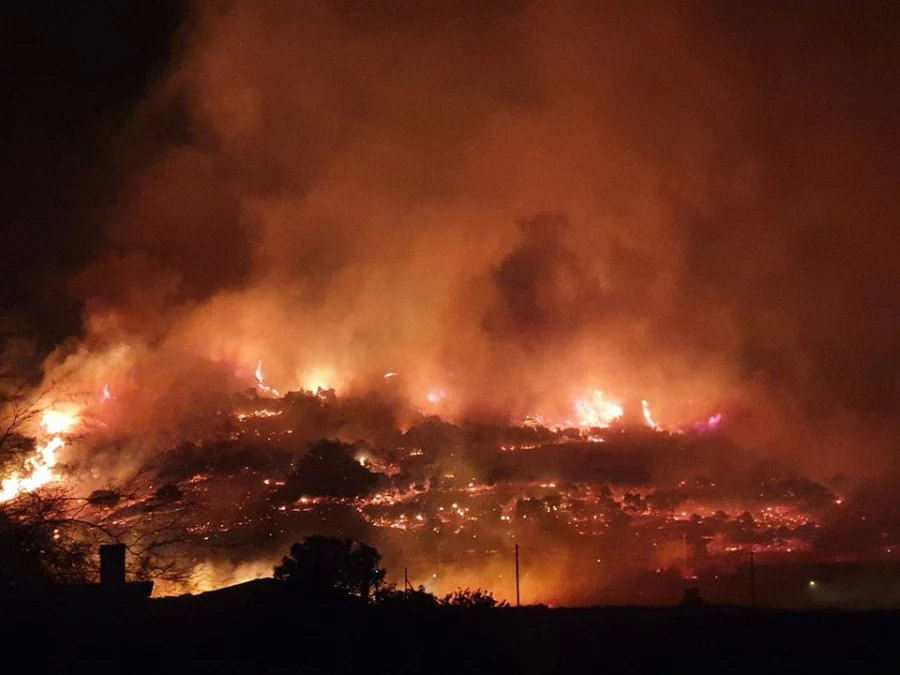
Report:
440,587,506,608
278,440,382,500
374,583,438,608
274,535,386,602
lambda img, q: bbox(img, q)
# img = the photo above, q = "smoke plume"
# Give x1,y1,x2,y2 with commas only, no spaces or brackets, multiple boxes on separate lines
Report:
44,0,900,480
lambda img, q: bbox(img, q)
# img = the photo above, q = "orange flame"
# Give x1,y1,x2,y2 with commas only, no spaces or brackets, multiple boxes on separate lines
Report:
573,390,623,428
0,407,80,503
641,399,659,430
254,360,281,397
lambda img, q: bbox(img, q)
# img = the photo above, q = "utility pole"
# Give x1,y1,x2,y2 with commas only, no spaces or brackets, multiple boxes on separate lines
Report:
515,543,521,607
404,567,410,593
749,548,757,608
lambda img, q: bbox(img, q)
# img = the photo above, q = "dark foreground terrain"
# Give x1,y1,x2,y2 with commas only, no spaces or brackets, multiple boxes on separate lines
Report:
2,580,897,674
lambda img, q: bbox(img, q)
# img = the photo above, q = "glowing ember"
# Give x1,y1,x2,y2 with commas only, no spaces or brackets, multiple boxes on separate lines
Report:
235,409,282,421
3,366,835,601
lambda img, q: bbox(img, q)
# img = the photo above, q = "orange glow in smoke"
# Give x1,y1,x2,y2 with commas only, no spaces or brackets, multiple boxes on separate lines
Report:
426,388,447,405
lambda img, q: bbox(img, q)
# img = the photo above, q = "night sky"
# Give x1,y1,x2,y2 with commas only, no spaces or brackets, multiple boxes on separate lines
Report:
0,0,186,348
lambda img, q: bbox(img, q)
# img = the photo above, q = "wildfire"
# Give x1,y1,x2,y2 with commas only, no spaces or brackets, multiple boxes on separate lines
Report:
426,388,447,405
574,390,623,429
40,408,79,435
235,409,282,421
0,407,80,503
294,365,337,393
692,412,723,433
641,400,659,430
254,360,281,397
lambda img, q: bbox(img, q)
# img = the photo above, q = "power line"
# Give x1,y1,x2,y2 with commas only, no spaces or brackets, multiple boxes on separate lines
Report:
405,545,750,565
404,549,508,565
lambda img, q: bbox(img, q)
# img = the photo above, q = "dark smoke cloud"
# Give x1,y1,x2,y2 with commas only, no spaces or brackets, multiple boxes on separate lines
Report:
0,1,187,358
41,0,900,476
484,213,611,346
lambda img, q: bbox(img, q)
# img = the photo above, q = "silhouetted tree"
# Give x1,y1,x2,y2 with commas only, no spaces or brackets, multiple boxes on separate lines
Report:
274,535,386,602
0,485,195,586
0,385,43,479
440,587,506,608
278,440,382,500
0,379,193,585
374,583,438,608
0,497,91,584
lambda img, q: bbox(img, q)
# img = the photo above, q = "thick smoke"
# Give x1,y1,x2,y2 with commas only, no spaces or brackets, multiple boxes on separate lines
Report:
43,0,900,479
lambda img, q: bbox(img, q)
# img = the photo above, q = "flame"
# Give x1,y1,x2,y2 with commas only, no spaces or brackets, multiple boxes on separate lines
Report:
40,409,78,435
254,360,281,397
692,412,723,433
426,388,447,405
641,399,659,430
297,366,336,393
0,407,81,503
101,383,112,401
235,409,282,421
573,390,623,428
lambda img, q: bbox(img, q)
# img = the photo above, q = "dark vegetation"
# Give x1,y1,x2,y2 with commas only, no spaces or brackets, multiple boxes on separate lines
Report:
276,440,385,501
274,535,386,602
3,533,898,673
5,580,900,674
271,535,502,610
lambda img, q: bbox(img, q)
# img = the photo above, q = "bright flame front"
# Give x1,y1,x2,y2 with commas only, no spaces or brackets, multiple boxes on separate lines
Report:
0,407,80,503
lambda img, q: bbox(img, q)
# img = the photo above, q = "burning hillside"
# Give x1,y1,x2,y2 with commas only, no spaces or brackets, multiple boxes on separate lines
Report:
0,367,883,605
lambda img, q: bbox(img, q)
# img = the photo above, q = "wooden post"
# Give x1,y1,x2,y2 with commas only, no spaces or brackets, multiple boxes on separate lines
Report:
515,543,520,607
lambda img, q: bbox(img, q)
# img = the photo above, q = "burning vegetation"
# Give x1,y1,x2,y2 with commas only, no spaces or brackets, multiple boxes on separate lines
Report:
0,367,882,606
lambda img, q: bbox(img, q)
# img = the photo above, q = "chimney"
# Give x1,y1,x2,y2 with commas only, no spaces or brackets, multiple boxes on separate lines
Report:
99,544,126,586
